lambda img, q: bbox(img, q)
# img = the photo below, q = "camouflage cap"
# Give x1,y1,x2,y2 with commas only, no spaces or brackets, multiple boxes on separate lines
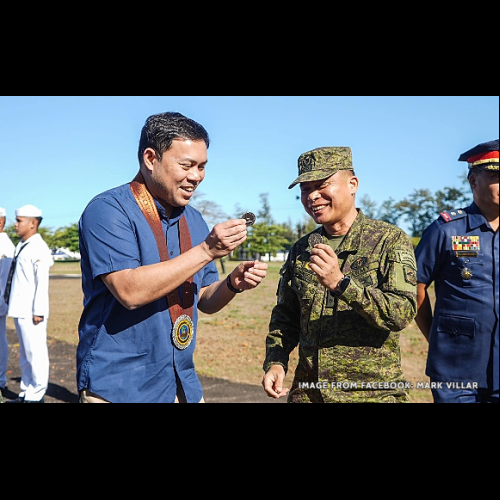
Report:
288,146,353,189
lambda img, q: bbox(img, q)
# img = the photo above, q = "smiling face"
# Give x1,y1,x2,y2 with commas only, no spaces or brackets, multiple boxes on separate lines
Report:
300,171,359,234
143,138,208,216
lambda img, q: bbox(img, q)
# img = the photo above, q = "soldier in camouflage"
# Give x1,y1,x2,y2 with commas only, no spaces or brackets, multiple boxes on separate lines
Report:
262,147,418,403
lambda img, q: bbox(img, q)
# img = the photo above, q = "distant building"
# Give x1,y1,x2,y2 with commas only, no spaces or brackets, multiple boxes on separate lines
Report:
52,247,81,261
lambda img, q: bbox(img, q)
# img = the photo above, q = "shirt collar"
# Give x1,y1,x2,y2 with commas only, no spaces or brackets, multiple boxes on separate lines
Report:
467,202,490,231
336,209,365,253
154,200,184,225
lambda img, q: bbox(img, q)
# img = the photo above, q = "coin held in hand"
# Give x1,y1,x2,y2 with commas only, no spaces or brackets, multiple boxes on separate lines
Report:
308,233,323,248
242,212,256,227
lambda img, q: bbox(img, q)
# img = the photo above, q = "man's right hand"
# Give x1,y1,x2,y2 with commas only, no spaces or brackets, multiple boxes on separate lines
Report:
202,219,248,260
262,365,289,399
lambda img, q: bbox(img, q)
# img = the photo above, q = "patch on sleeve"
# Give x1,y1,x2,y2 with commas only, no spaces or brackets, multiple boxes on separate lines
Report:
393,249,416,266
403,266,417,286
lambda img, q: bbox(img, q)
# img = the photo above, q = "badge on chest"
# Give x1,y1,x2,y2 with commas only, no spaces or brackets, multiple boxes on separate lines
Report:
452,235,480,257
452,235,480,281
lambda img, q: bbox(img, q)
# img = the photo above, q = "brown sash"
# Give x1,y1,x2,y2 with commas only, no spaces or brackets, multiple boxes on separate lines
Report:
130,172,195,349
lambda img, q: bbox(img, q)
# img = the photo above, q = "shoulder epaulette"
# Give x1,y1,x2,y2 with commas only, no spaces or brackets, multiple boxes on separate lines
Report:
439,209,467,223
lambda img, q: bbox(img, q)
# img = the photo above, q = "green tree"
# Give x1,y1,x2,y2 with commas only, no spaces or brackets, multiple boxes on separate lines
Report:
257,193,274,225
358,194,378,219
397,189,437,237
245,222,289,261
52,223,80,252
377,197,402,226
435,186,471,213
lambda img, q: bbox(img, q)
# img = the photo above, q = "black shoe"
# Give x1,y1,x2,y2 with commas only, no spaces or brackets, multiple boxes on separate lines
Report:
6,396,45,403
5,397,25,403
25,398,45,403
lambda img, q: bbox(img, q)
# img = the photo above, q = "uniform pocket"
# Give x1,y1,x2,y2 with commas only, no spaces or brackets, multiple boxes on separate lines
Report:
436,314,475,338
428,314,481,381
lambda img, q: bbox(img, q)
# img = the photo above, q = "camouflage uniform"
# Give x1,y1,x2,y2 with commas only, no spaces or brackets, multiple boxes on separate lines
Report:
264,146,418,403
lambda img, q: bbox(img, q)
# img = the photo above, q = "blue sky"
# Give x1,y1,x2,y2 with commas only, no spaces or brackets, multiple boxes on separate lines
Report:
0,96,498,233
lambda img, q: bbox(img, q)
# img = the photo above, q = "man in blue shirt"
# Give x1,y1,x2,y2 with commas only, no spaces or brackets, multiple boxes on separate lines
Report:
77,112,268,403
415,139,499,403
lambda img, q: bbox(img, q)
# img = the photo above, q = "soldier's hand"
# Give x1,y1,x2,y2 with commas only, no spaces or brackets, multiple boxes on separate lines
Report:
230,260,268,291
262,365,289,399
203,219,248,260
309,244,344,291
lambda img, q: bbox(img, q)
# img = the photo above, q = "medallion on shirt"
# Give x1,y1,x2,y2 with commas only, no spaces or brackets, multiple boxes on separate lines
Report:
172,315,194,350
452,235,480,281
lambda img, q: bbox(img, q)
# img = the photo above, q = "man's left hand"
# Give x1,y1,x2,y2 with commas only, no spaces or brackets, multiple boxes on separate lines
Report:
309,244,344,290
33,315,44,325
230,261,268,291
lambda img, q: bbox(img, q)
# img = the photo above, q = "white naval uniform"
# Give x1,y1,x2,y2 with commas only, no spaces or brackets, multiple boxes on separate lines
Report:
8,233,54,401
0,232,15,389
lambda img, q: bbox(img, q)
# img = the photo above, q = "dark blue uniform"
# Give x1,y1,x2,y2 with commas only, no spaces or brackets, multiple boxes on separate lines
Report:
416,203,499,402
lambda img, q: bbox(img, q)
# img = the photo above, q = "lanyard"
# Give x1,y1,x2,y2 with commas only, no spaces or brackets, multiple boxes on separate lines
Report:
130,172,195,350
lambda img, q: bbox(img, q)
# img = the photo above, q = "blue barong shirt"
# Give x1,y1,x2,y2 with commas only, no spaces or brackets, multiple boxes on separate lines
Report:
77,183,219,403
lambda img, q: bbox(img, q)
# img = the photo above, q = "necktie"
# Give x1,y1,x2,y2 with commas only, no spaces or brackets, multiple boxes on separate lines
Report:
3,241,30,305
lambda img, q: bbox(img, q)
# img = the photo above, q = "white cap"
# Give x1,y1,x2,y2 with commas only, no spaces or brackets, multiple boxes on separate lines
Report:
0,207,6,217
16,204,43,217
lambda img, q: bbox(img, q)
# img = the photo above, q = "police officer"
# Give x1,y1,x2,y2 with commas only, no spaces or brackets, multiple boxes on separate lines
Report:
415,139,499,403
262,147,418,403
0,207,15,403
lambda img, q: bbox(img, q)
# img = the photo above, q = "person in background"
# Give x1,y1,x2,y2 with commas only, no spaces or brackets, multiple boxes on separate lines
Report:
0,207,15,403
5,205,54,403
415,139,499,403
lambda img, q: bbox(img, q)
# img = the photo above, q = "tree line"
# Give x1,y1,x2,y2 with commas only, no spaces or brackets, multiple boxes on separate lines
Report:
194,175,473,260
3,176,471,261
5,222,79,252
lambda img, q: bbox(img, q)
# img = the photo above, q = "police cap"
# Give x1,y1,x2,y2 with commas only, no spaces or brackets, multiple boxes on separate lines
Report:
458,139,499,172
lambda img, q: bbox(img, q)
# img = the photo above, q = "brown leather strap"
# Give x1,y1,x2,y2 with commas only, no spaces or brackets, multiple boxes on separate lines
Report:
130,171,194,318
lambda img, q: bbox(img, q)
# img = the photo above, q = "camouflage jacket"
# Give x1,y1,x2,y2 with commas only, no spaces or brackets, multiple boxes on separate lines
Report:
264,210,418,403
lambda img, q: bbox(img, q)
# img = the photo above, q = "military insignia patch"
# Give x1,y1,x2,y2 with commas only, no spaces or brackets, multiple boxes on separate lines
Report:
404,266,417,286
452,236,480,251
299,154,315,174
440,209,466,223
351,256,368,270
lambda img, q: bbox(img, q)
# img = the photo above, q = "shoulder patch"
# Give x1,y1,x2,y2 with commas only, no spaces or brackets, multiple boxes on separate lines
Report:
439,209,467,223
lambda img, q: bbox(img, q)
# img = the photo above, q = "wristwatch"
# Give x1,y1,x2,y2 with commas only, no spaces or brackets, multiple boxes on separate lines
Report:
226,274,244,294
332,275,351,297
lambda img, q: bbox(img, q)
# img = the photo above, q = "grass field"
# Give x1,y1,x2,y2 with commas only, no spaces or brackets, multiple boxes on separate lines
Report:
12,260,432,402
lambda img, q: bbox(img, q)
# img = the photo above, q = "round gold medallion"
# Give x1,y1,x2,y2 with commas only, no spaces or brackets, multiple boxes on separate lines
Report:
172,315,194,350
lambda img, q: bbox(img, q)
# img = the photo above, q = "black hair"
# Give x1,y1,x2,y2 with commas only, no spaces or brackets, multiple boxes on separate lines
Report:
137,111,210,164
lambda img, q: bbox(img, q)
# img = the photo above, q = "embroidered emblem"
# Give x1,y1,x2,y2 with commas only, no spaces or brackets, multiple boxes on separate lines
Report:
299,154,315,174
351,256,368,270
404,266,417,286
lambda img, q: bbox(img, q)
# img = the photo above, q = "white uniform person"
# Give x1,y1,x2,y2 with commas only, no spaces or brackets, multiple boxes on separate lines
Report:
0,207,15,401
4,205,53,403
